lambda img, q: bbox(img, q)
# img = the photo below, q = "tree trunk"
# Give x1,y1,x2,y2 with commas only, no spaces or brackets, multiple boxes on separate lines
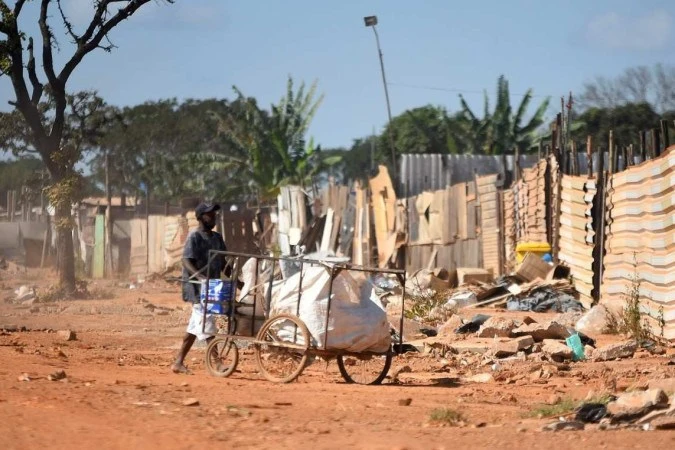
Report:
55,201,76,293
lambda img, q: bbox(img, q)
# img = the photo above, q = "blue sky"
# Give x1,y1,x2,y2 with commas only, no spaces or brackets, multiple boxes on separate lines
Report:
1,0,673,149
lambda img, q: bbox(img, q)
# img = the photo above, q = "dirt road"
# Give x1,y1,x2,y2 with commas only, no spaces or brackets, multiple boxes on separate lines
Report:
1,272,674,449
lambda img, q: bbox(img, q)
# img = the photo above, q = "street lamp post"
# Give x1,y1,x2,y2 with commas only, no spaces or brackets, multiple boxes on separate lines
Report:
364,15,396,180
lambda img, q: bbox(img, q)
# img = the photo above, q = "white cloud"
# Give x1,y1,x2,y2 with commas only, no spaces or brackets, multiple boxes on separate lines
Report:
586,9,673,50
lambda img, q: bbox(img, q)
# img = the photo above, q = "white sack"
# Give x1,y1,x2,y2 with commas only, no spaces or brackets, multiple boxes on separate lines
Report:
270,266,391,353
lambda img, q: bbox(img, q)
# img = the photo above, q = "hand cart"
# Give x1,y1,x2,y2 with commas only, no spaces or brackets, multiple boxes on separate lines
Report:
198,250,406,384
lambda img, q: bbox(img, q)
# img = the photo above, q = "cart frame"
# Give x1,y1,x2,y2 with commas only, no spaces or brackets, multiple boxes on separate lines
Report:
200,250,407,384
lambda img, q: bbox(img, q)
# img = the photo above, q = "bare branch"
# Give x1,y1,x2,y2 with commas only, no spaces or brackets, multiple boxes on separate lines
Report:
14,0,27,17
56,0,79,43
39,0,59,91
60,0,156,84
26,37,44,104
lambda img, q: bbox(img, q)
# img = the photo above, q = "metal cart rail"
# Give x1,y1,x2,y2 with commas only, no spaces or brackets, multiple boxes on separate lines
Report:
199,250,406,384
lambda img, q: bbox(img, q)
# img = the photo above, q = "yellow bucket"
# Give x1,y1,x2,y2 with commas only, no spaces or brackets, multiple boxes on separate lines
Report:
515,242,551,263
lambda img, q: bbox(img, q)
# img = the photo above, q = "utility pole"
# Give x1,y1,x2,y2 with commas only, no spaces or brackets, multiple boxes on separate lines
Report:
364,15,396,181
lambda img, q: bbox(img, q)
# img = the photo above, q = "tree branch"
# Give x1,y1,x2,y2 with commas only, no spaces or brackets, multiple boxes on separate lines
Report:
39,0,59,91
2,2,49,152
26,37,44,104
60,0,161,84
14,0,27,17
56,0,79,43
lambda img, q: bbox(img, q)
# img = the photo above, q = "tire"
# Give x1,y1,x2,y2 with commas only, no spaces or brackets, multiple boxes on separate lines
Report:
254,314,310,383
337,350,392,385
205,337,239,378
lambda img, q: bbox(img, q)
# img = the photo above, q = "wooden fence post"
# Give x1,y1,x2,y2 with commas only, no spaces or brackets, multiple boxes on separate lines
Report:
660,119,670,151
586,136,593,178
639,130,646,162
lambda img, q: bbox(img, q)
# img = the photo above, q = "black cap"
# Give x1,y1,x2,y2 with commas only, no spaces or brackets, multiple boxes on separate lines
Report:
195,202,221,218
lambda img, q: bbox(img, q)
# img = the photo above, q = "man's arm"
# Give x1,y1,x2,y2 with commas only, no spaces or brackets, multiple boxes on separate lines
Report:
183,258,206,280
183,232,205,280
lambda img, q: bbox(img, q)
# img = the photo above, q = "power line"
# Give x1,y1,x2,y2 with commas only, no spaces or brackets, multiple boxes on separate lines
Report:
387,81,554,99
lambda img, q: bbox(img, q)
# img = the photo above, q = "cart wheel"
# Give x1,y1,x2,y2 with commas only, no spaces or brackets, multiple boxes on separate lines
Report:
254,314,310,383
337,351,392,385
205,337,239,378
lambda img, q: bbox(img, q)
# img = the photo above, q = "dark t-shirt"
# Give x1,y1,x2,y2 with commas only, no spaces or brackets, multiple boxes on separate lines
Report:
181,229,227,302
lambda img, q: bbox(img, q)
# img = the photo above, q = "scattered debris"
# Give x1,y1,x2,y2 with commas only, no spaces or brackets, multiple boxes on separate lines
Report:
593,340,638,362
14,285,36,302
182,398,200,407
575,305,614,336
456,268,492,285
444,291,477,310
607,389,669,421
491,336,534,358
48,370,67,381
390,365,412,382
17,373,31,382
543,420,585,432
541,339,573,361
456,314,491,334
507,287,582,313
512,320,570,342
650,416,675,430
476,317,517,338
57,330,77,341
437,315,464,336
465,373,493,384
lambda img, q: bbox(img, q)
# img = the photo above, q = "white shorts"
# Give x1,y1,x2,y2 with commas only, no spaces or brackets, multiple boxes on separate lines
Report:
186,303,217,341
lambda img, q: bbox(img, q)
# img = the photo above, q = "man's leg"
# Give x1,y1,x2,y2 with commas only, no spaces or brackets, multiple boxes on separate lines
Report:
172,333,197,373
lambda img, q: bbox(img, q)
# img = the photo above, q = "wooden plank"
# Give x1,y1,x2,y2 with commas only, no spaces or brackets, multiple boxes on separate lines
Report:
369,165,397,266
455,183,468,239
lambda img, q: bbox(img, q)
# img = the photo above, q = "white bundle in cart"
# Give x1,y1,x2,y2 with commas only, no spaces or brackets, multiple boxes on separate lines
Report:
270,266,391,353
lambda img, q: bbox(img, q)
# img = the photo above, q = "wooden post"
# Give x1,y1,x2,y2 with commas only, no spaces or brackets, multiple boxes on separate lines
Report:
661,119,670,150
593,137,607,303
538,141,543,160
608,131,615,175
104,150,114,277
639,130,646,162
653,128,661,158
620,146,627,172
514,146,521,182
586,136,593,177
571,141,579,176
627,144,634,167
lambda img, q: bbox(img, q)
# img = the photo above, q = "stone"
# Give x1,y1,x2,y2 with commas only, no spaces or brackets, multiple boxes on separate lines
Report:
522,316,537,325
547,394,562,405
465,373,494,383
541,339,574,361
154,310,169,316
583,345,594,359
17,373,31,382
182,398,200,407
648,378,675,394
47,370,67,381
491,336,535,357
650,416,675,430
398,398,412,406
592,340,638,362
58,330,76,341
390,365,412,382
512,321,569,342
437,315,464,336
606,389,669,420
543,420,585,431
476,317,517,338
